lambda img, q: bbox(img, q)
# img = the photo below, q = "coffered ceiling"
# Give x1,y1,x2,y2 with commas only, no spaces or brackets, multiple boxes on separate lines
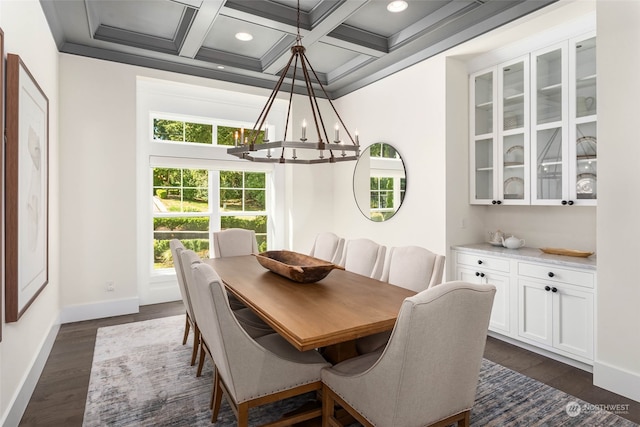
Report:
40,0,557,99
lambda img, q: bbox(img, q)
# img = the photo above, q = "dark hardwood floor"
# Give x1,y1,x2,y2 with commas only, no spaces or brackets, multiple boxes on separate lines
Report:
18,301,640,426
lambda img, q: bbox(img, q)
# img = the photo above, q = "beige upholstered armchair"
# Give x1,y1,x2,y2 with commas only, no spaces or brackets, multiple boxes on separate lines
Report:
169,239,199,366
322,281,496,427
212,228,262,312
339,238,386,279
356,245,446,354
309,232,345,264
190,262,331,426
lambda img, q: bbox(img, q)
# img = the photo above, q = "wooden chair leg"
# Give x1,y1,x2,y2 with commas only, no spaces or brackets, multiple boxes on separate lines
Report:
237,402,249,427
322,385,334,427
190,325,200,366
211,370,223,422
197,339,206,377
182,313,190,345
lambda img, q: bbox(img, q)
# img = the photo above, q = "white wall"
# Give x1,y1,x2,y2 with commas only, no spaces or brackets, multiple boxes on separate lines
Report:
0,1,60,425
594,0,640,402
328,54,449,256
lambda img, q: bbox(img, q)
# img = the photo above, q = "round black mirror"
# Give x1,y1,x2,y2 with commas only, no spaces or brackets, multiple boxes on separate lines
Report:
353,143,406,222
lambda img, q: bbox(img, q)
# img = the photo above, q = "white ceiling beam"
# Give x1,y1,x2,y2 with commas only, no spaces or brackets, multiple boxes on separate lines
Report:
179,0,226,58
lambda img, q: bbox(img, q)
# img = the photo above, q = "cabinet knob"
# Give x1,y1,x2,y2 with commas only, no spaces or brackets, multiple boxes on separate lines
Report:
552,287,558,293
548,272,555,278
496,200,502,205
492,200,497,205
480,272,485,278
477,260,483,265
475,272,480,276
545,286,551,291
562,200,568,205
568,200,574,206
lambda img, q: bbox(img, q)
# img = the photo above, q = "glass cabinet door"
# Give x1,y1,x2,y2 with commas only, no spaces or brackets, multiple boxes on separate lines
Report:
532,43,568,205
500,58,528,203
571,35,597,204
471,69,496,203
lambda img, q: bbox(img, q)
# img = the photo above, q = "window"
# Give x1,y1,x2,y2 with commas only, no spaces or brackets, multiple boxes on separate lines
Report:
152,118,265,147
152,167,268,270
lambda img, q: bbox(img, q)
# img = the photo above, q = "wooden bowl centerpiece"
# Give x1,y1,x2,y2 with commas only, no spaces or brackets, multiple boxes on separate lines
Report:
254,250,343,283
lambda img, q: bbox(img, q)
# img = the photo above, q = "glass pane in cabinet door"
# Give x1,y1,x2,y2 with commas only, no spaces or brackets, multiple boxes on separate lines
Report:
475,138,493,199
536,127,563,200
503,62,525,131
576,37,597,118
536,49,562,124
503,134,525,200
475,72,493,135
576,122,597,200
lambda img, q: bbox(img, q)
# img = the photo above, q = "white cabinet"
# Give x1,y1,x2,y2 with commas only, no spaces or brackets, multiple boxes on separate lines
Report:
531,33,597,206
452,245,596,365
517,262,594,360
455,252,512,334
470,55,530,205
470,33,596,206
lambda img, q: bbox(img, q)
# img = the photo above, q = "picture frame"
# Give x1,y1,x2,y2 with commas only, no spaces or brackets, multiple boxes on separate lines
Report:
5,53,49,323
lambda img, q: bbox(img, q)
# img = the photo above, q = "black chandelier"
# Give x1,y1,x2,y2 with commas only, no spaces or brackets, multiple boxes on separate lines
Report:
227,1,360,164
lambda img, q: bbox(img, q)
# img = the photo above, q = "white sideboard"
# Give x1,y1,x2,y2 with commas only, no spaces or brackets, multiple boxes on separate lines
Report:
451,243,596,370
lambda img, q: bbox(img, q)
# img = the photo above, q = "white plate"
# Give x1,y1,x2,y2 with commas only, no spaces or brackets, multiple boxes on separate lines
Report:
576,173,597,196
504,176,524,199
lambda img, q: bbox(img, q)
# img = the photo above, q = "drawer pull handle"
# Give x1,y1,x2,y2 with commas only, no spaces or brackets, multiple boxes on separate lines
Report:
545,286,551,291
548,272,555,278
477,260,483,265
552,287,558,293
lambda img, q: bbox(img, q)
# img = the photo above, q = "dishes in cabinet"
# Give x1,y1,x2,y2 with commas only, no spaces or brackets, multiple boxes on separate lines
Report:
503,176,524,199
576,136,597,159
504,145,524,165
576,173,597,197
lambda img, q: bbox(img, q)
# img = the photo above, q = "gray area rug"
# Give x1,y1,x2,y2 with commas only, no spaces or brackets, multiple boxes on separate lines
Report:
83,315,636,426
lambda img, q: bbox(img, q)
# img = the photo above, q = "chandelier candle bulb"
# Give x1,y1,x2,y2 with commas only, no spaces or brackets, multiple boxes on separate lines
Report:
301,120,307,141
240,128,244,145
334,123,340,142
264,123,269,142
234,131,239,146
355,129,359,145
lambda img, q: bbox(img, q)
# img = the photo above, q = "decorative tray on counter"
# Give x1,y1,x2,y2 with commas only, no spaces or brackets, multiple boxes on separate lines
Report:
539,247,594,258
254,250,344,283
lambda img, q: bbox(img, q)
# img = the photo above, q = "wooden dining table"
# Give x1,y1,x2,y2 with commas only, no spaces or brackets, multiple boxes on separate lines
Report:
204,254,415,363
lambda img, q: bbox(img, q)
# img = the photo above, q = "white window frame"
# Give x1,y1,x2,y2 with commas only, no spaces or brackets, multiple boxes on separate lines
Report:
137,77,288,304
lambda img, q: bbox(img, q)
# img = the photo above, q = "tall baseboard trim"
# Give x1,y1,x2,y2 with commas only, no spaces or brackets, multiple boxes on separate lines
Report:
593,361,640,403
1,320,60,427
60,297,139,324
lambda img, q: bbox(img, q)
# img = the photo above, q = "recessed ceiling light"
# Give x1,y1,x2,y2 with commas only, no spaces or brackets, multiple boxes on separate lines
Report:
235,32,253,41
387,1,408,13
217,65,225,69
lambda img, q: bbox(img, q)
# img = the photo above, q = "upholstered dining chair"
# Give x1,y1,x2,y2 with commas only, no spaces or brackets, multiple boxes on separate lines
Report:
213,228,259,257
180,250,274,376
190,262,331,426
339,238,386,279
169,239,199,366
309,232,345,264
212,228,259,311
322,281,496,427
356,245,446,354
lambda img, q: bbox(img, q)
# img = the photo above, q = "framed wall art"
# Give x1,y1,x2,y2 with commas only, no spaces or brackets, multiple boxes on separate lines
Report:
5,53,49,323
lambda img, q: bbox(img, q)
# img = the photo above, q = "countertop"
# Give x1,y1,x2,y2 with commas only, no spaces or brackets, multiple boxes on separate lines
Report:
451,243,596,271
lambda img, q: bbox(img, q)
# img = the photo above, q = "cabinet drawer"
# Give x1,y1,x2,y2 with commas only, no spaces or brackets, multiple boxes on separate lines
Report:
518,262,594,289
456,252,510,273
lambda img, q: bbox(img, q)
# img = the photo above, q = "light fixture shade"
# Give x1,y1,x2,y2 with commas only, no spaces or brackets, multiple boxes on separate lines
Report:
227,3,359,164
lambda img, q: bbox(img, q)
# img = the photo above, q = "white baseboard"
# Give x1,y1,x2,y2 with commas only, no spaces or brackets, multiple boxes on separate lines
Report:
1,320,60,427
60,297,140,324
593,361,640,403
